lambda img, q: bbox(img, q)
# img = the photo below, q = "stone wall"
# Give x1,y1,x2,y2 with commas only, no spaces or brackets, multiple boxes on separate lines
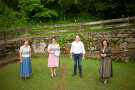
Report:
0,29,135,65
84,29,135,61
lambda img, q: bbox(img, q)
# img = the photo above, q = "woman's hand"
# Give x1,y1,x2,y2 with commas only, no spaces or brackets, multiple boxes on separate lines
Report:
51,51,55,54
20,59,23,64
20,53,23,63
103,54,107,57
101,54,104,57
101,54,106,57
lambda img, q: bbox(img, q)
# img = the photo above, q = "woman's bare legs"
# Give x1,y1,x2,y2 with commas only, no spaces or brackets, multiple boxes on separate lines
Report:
54,67,57,76
104,78,107,84
51,67,57,77
51,67,54,77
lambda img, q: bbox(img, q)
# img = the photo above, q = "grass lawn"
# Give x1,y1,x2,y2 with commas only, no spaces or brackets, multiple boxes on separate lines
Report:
0,57,135,90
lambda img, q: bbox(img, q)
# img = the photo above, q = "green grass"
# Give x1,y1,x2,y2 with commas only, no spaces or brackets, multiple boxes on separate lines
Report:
0,57,135,90
15,25,135,40
1,25,135,40
0,17,135,40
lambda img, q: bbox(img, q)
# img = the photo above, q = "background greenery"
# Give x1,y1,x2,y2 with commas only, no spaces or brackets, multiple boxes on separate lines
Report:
0,0,135,30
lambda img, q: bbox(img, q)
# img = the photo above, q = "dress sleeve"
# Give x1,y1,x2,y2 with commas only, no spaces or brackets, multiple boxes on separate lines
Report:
99,47,102,54
19,46,23,53
29,46,31,52
57,44,60,50
48,44,51,50
106,47,112,57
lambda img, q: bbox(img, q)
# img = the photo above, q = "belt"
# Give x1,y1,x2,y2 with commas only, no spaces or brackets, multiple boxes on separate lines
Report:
73,53,82,55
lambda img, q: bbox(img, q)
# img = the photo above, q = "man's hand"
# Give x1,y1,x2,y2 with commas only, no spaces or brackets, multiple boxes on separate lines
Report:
82,55,85,60
70,54,72,59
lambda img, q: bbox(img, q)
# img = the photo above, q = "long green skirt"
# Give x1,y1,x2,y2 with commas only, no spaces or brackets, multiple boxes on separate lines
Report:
99,57,113,78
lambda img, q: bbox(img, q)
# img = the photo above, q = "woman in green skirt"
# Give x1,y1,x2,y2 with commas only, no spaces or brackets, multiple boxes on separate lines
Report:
99,39,113,84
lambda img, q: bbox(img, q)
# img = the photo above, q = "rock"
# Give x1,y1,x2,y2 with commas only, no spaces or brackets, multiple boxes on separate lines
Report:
127,43,135,49
126,30,133,34
121,57,130,62
119,38,123,42
93,38,97,41
129,35,135,38
117,34,129,38
119,42,127,49
90,47,97,51
66,43,72,47
113,38,119,40
32,40,47,53
124,38,135,43
0,40,4,45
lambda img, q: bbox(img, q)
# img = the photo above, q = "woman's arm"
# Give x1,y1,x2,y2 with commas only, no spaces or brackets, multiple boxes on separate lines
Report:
30,52,32,57
48,49,55,54
20,53,23,63
99,47,104,57
106,47,112,57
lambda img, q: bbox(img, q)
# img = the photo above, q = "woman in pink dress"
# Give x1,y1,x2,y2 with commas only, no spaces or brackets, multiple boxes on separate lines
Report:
48,37,60,77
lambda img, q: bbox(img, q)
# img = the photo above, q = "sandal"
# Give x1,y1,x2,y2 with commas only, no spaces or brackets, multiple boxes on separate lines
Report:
104,80,107,84
53,74,57,77
27,76,30,79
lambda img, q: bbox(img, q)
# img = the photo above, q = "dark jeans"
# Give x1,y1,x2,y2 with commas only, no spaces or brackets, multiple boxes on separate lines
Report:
73,53,83,75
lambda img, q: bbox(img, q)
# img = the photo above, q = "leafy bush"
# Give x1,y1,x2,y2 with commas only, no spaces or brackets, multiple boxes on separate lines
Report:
82,34,88,44
57,36,67,49
18,0,58,22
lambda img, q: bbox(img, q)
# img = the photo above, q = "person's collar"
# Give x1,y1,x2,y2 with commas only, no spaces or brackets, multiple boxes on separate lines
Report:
75,41,80,43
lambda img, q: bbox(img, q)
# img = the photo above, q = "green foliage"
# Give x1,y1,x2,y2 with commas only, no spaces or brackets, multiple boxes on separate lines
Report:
57,36,67,49
0,0,135,30
18,0,58,22
0,0,28,30
111,38,121,45
82,34,88,44
66,34,74,41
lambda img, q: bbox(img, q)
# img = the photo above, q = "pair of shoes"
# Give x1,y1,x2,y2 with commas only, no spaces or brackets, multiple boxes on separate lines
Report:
79,75,83,78
24,77,27,79
53,74,57,77
72,74,76,77
27,76,30,79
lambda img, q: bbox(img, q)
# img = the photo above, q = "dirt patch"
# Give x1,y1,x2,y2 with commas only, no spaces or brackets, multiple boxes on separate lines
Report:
53,62,68,90
0,54,19,69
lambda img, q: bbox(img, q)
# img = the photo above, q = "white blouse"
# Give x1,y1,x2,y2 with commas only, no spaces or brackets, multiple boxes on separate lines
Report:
20,45,31,57
48,44,60,51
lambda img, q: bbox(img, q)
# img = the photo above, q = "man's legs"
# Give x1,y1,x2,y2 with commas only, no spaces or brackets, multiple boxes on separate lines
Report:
78,54,82,77
73,54,77,75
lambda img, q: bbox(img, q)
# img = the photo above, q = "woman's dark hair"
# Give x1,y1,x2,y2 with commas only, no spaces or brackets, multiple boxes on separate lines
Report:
51,37,56,41
102,39,109,47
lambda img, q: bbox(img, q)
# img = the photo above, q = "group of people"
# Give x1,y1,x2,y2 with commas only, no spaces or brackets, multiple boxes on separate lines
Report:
19,35,113,84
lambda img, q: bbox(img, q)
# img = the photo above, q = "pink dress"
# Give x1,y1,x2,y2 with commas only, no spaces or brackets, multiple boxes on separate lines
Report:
48,44,60,67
